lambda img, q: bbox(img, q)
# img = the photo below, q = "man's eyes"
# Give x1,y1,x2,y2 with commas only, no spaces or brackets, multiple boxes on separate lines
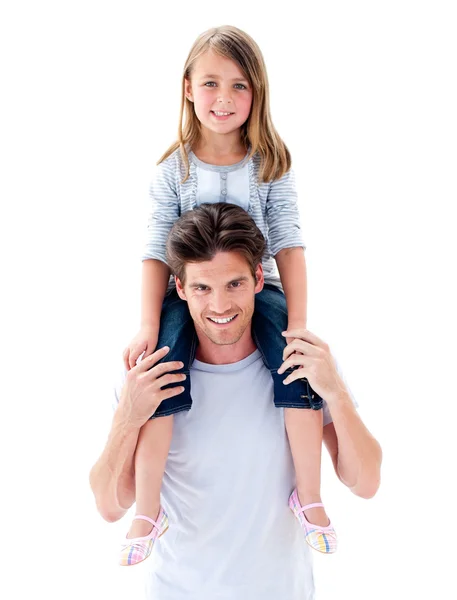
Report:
194,282,242,291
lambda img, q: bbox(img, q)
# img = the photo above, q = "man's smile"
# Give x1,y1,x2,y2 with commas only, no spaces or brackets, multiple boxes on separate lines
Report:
206,314,239,326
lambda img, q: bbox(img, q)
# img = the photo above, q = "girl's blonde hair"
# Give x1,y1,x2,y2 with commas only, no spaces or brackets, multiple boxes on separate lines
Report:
158,25,291,183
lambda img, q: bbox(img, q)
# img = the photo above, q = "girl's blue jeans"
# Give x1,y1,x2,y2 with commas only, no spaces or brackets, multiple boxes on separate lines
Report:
151,284,323,418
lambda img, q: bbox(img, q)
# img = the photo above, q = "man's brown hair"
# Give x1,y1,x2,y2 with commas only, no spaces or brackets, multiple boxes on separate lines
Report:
166,203,266,284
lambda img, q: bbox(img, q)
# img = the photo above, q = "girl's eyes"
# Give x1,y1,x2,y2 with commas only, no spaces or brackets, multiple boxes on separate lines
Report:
204,82,247,90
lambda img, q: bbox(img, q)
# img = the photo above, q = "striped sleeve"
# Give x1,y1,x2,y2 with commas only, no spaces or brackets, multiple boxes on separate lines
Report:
266,168,306,257
142,155,180,264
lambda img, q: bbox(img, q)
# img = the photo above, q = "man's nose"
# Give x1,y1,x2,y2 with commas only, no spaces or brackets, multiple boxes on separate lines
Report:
209,290,232,314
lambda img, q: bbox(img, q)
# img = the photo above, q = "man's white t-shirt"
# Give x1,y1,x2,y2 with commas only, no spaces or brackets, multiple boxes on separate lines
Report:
115,349,357,600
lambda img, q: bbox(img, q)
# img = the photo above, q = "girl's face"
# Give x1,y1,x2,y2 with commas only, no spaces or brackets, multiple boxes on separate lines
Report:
185,50,253,141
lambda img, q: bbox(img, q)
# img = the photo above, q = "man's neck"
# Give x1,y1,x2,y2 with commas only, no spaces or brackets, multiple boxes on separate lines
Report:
195,330,257,365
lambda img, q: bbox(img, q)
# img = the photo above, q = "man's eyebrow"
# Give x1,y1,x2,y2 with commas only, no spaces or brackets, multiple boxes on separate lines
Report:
187,276,250,287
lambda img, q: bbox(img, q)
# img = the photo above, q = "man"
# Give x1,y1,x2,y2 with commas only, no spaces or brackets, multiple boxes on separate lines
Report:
90,203,382,599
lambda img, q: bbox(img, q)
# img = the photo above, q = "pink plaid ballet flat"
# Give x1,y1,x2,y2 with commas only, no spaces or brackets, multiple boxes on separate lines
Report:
119,508,169,566
288,489,337,554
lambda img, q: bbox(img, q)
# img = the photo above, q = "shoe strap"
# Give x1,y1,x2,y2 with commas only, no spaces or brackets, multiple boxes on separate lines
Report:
297,502,324,513
133,514,160,528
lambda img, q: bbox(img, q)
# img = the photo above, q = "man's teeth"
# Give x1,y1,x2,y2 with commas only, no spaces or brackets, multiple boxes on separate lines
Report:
209,315,236,323
213,111,231,116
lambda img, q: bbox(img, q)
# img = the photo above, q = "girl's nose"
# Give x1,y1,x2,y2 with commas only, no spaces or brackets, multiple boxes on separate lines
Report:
217,94,232,104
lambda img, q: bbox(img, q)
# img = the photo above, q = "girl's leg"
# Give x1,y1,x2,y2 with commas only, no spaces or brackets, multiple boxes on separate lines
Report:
122,289,194,550
253,286,329,527
285,408,329,526
127,415,174,538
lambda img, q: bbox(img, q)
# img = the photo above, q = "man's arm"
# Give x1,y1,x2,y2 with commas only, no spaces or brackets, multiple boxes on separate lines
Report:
89,347,186,522
89,409,140,522
322,398,382,499
278,328,382,499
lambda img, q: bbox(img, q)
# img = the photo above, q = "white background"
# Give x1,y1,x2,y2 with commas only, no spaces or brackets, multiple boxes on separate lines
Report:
1,1,456,598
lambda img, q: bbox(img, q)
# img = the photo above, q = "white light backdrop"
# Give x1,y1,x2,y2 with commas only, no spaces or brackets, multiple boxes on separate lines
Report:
1,1,455,598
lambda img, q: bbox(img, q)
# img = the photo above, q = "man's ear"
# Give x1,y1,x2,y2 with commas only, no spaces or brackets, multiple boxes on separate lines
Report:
254,263,264,294
175,276,187,301
184,78,194,102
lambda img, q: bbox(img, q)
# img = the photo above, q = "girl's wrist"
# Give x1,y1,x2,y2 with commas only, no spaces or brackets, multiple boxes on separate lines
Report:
287,319,307,331
140,319,160,330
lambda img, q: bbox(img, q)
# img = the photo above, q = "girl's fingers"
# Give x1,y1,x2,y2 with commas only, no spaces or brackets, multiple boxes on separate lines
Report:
122,347,131,371
129,352,138,370
143,347,154,359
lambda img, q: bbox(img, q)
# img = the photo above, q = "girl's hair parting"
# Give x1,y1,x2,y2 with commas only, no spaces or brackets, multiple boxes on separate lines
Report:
158,25,291,183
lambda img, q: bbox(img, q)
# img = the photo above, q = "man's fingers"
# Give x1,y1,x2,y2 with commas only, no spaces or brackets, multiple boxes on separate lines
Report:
136,346,171,372
282,339,320,361
155,372,187,389
160,385,186,400
278,354,312,375
146,360,185,380
282,368,309,386
282,329,328,350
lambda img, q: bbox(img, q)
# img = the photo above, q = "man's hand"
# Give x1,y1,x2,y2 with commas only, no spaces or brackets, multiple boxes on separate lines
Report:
118,346,186,428
277,329,347,404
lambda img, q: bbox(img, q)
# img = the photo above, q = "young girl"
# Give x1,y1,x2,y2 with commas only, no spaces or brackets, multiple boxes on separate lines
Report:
119,25,337,566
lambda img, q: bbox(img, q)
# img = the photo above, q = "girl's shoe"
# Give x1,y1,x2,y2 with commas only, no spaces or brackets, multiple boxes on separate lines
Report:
288,489,337,554
119,508,169,566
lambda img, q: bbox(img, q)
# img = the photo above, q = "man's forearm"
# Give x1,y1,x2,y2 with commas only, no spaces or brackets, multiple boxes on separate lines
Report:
328,391,382,498
89,407,141,522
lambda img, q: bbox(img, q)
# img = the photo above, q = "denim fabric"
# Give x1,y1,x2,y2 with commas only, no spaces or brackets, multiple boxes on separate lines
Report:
252,285,323,410
150,285,323,419
150,290,196,418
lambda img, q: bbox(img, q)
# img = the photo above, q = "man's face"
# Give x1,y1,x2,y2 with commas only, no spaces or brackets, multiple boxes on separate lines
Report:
176,251,264,347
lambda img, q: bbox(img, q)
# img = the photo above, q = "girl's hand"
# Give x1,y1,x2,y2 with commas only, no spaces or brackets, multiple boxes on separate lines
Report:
123,325,159,371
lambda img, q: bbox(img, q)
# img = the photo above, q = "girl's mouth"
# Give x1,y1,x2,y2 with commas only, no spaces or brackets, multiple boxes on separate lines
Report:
211,111,234,120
